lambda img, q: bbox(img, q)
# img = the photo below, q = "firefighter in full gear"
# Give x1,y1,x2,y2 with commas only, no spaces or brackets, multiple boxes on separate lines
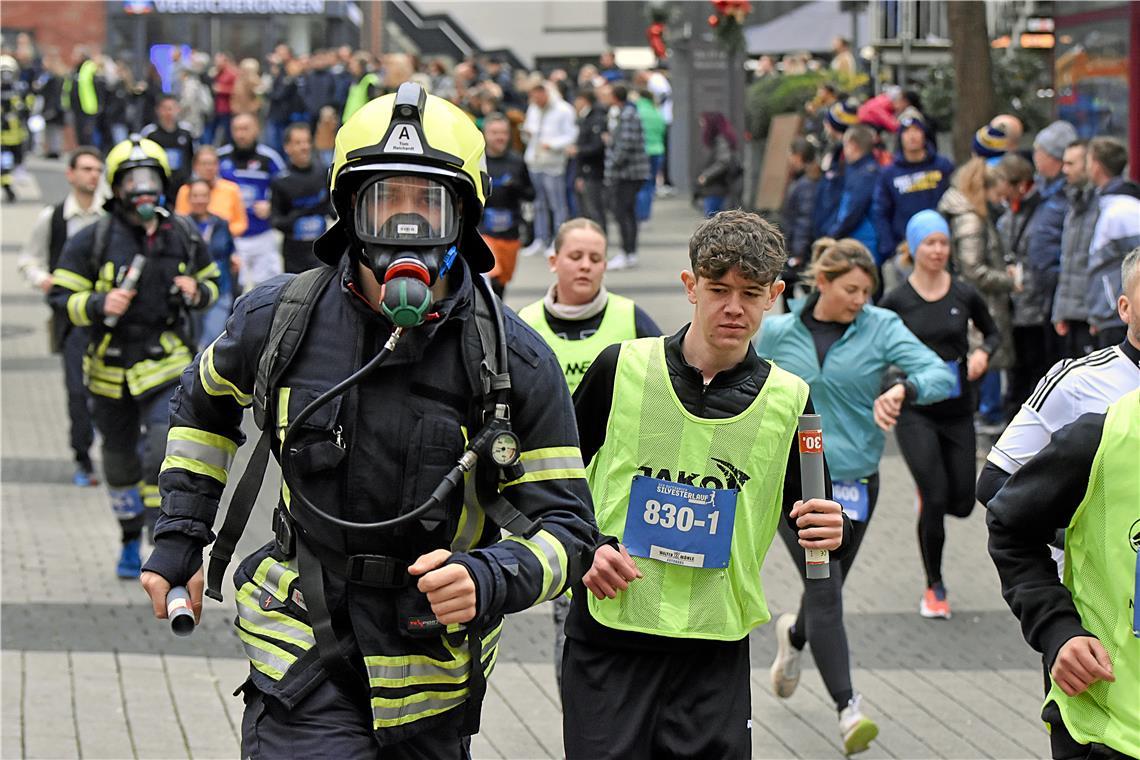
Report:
1,54,30,202
49,136,220,578
138,83,596,757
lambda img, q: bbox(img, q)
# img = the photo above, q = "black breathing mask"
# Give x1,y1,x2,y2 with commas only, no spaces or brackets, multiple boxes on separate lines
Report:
354,175,461,327
117,166,165,223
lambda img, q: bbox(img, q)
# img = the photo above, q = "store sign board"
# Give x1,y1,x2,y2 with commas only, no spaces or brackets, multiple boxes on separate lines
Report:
125,0,325,13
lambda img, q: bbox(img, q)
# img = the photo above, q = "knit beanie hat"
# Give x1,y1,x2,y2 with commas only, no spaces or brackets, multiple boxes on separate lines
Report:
1033,120,1078,160
826,99,860,133
972,124,1010,159
906,209,950,255
896,110,929,137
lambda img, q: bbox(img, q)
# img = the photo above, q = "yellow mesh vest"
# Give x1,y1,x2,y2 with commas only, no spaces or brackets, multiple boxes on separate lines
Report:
1046,388,1140,758
586,337,808,640
518,294,636,394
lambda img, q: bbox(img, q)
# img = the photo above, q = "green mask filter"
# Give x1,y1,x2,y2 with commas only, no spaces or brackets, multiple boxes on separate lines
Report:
381,273,433,327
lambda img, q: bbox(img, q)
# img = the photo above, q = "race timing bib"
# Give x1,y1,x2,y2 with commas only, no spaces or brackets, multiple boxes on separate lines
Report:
832,478,869,522
292,214,327,241
482,207,515,234
944,359,962,399
622,475,737,569
165,148,183,172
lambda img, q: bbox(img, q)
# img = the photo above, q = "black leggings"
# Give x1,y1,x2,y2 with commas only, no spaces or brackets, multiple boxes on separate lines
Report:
894,410,977,587
778,472,878,711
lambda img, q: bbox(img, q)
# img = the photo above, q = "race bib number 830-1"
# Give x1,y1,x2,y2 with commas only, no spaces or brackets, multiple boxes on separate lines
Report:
622,475,737,568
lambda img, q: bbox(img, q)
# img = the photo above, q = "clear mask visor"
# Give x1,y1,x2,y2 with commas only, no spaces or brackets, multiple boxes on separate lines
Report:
354,176,458,245
120,166,164,197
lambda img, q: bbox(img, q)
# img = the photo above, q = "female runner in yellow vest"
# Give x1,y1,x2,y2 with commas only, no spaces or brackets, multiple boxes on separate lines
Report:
517,217,661,688
560,210,850,759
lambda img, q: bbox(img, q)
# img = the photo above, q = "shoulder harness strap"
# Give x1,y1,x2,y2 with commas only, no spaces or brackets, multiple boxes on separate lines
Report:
204,265,337,602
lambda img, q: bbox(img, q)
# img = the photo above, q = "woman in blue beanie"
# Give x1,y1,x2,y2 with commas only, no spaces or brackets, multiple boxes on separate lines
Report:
879,210,1001,619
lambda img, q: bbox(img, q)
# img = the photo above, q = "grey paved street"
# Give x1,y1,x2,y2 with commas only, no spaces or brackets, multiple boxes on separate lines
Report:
2,159,1046,758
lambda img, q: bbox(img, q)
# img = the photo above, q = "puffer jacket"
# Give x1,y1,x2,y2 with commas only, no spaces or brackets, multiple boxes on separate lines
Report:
938,186,1014,368
1051,182,1099,324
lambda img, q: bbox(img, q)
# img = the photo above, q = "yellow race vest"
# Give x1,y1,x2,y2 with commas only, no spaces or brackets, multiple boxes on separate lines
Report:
518,294,636,393
1046,388,1140,758
585,337,808,640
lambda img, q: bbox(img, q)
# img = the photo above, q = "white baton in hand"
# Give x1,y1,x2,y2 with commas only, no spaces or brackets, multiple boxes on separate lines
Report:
797,414,830,580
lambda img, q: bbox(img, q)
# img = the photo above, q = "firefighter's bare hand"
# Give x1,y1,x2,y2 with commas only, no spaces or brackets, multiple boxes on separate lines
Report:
410,549,477,624
583,543,641,600
791,499,844,551
1051,636,1114,696
140,568,204,624
39,275,54,293
173,275,198,301
104,288,136,317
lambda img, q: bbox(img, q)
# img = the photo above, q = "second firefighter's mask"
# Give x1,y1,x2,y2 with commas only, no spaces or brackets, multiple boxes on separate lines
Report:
353,174,460,327
117,166,165,222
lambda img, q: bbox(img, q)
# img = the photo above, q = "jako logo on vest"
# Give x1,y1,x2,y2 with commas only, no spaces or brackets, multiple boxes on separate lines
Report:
1129,518,1140,553
636,457,752,491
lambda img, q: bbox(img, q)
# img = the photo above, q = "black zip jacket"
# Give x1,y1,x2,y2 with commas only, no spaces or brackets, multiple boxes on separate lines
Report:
566,325,849,651
986,411,1106,669
480,150,534,240
270,159,328,273
575,105,608,180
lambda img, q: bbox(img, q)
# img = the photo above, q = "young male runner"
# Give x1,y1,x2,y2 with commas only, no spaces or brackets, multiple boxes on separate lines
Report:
560,210,849,759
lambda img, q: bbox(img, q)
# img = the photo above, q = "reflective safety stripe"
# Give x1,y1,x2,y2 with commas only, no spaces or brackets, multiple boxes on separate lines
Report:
235,585,316,650
505,529,567,604
52,268,93,292
201,278,220,307
162,426,237,484
195,261,221,281
252,556,299,602
126,345,193,398
236,626,296,681
198,342,253,406
365,622,503,689
370,689,468,729
67,291,92,326
95,262,115,293
451,473,486,552
503,446,586,487
139,483,160,508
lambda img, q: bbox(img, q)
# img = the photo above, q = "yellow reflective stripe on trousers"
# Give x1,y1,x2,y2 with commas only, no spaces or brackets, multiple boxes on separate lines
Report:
505,529,567,604
371,689,468,729
199,342,253,406
502,446,586,487
67,291,92,326
162,426,237,484
236,626,297,681
52,268,93,292
364,622,504,688
252,556,299,602
235,585,315,650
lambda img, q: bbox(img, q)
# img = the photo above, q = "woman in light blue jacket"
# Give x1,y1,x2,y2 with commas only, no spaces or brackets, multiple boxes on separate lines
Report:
756,237,953,756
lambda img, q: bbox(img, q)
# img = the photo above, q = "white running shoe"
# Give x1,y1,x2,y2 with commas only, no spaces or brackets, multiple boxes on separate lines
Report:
769,613,802,698
839,694,879,755
608,252,629,270
520,240,546,258
623,253,639,268
544,243,556,258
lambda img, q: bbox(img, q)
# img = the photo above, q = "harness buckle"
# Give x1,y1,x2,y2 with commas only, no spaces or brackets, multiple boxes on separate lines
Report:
345,554,410,588
272,507,296,556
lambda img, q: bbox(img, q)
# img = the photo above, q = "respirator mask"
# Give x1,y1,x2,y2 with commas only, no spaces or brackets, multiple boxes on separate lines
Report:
118,166,165,223
354,174,460,327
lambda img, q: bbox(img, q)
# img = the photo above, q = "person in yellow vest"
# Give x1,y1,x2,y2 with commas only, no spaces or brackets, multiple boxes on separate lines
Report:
518,217,661,394
560,209,850,758
518,216,660,687
988,273,1140,760
342,53,379,123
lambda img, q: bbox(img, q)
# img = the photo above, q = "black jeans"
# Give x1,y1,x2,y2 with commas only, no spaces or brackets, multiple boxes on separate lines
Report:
1007,324,1055,418
1094,325,1127,350
608,179,641,255
576,175,607,230
61,326,94,468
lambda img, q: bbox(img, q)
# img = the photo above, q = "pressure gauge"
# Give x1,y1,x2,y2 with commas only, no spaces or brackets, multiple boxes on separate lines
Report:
489,430,521,467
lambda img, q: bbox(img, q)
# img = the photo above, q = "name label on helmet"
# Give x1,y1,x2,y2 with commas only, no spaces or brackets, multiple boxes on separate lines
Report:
384,125,424,155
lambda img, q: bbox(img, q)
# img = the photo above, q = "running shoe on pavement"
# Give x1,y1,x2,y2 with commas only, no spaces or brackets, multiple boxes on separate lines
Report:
839,693,879,755
769,612,802,698
920,583,951,619
520,239,546,258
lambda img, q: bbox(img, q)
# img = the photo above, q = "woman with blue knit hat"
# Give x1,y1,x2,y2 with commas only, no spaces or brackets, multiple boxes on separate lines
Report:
880,209,1001,619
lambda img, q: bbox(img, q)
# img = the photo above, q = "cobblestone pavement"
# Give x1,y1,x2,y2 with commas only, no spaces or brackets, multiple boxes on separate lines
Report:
2,161,1046,758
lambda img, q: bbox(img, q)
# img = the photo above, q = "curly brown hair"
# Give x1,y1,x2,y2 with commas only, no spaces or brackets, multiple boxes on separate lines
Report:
688,210,786,285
